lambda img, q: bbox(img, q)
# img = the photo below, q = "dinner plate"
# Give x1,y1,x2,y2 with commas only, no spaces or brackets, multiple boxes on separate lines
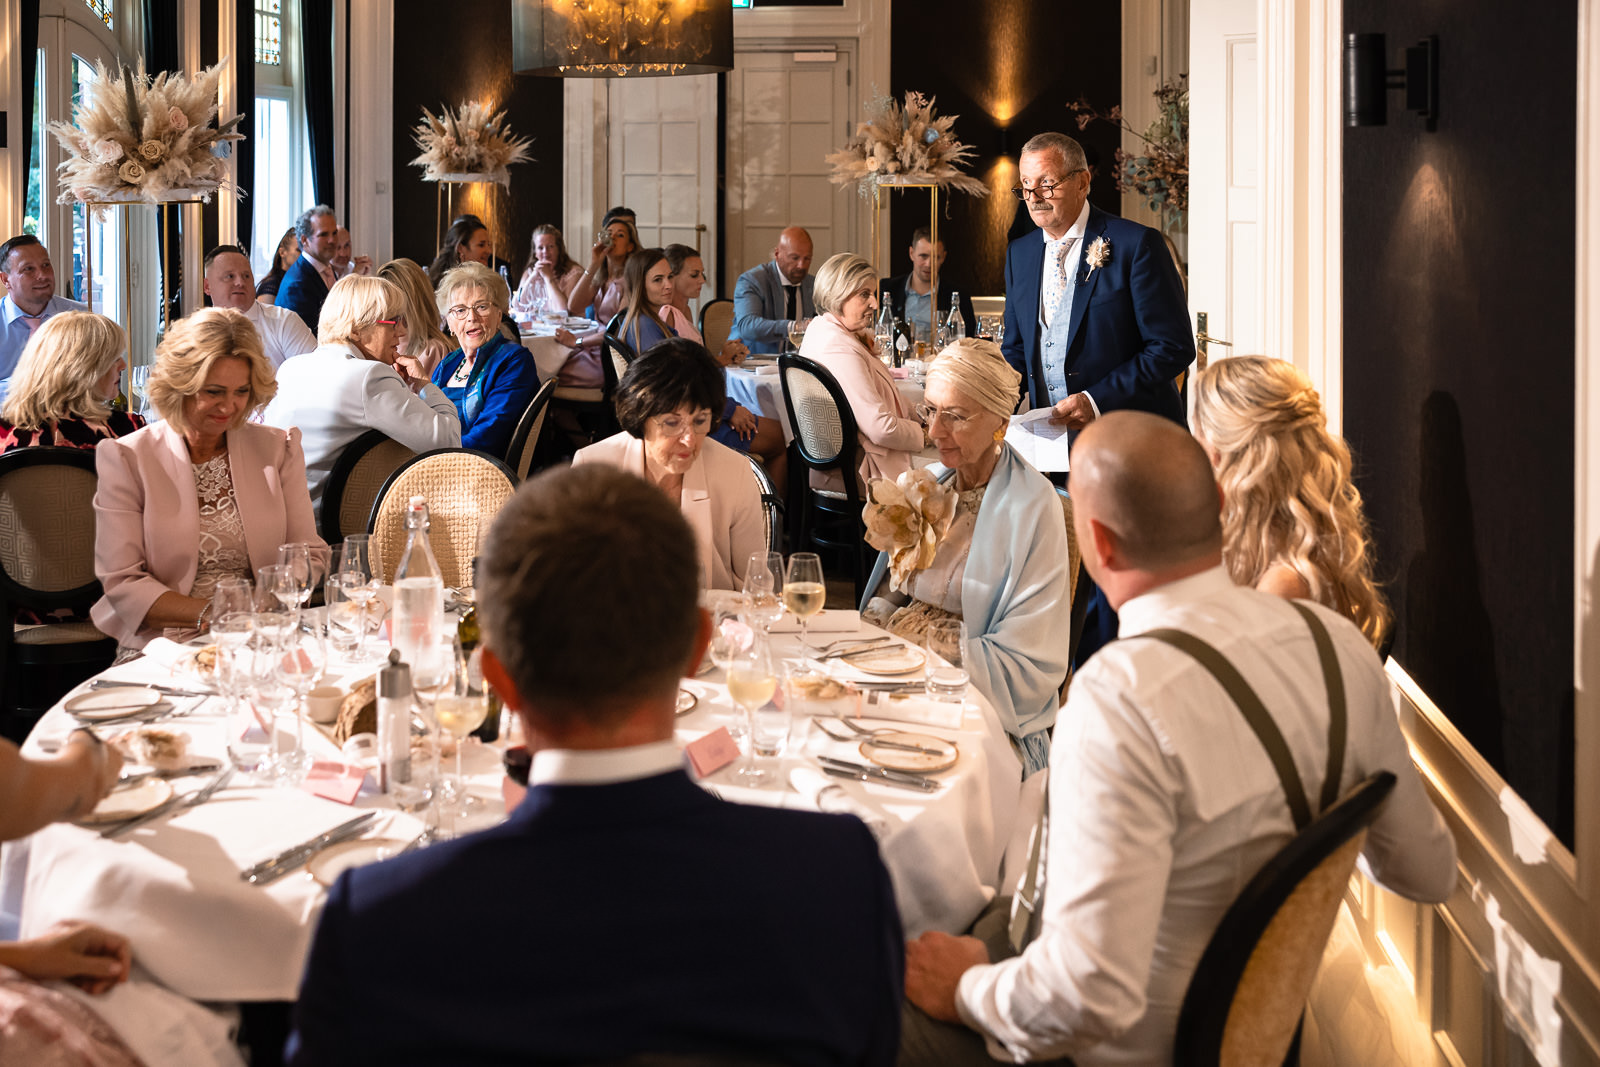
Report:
842,645,926,676
79,777,173,825
307,837,411,888
65,687,165,721
860,731,958,774
676,688,699,716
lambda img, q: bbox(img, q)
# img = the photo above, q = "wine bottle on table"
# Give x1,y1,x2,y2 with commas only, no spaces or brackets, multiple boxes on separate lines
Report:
457,557,501,742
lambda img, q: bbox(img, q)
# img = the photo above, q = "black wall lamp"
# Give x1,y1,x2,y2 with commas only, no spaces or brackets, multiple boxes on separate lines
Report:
1345,33,1439,130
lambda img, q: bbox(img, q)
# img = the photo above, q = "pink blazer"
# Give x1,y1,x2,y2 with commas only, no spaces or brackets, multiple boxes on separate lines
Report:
572,432,764,591
798,313,924,493
91,420,328,647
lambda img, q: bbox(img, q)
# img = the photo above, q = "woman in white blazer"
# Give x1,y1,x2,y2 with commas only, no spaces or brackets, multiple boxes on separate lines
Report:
572,338,764,591
92,309,328,649
798,253,926,494
263,274,460,508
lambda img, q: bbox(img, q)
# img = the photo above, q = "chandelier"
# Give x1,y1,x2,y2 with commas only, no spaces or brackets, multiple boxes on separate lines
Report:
511,0,734,78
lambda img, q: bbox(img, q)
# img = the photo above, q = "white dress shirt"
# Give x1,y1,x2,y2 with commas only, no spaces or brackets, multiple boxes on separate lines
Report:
529,740,685,786
0,293,87,401
244,299,320,368
956,566,1457,1065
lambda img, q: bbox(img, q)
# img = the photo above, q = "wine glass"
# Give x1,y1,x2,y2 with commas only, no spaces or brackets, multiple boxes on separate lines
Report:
728,630,779,786
435,687,489,827
783,553,826,659
271,633,325,784
276,543,316,612
244,641,301,784
252,571,298,649
743,552,785,640
339,535,382,657
706,592,753,747
211,577,254,631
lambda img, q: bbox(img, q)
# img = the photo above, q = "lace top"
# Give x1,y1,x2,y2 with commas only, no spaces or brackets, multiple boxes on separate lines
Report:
188,452,252,605
905,484,987,615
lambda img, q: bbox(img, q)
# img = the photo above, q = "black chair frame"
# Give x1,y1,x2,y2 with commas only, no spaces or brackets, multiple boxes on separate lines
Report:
503,377,558,481
746,453,786,554
777,353,872,598
318,429,402,545
697,296,735,346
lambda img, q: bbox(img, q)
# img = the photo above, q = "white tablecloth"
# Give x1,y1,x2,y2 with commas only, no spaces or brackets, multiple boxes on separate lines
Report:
0,623,1020,1006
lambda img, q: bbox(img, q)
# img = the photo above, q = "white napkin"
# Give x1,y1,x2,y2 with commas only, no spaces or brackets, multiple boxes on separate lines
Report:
788,767,890,841
139,638,194,670
769,608,860,634
852,692,966,730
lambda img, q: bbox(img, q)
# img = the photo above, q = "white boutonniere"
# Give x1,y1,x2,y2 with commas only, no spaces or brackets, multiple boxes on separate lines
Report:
1085,236,1112,277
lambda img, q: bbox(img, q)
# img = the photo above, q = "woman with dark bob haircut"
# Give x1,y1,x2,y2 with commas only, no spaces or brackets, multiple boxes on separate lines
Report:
573,337,763,590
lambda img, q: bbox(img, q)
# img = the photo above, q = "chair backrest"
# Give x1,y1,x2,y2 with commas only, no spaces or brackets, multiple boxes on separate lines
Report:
319,430,417,545
503,377,557,481
745,453,784,553
699,297,735,354
367,449,518,588
602,332,636,401
0,448,103,613
1055,486,1081,700
1173,771,1398,1067
777,353,861,486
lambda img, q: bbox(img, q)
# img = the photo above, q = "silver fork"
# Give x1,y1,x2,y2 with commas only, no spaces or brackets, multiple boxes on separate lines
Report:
832,716,956,742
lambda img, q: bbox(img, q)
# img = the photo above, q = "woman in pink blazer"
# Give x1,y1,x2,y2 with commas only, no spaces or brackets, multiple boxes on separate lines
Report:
572,338,763,591
798,253,926,493
92,309,328,649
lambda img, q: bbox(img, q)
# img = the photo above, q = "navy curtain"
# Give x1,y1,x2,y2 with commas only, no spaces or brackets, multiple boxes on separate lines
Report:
20,0,38,187
301,0,335,209
143,0,181,325
235,0,255,251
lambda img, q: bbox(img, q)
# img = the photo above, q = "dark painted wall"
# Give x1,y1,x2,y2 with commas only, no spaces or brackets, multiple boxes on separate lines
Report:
1341,2,1577,842
392,0,564,279
886,0,1122,296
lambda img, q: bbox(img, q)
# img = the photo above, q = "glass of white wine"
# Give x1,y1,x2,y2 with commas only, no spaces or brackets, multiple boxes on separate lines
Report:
728,630,779,786
434,688,489,832
783,552,826,660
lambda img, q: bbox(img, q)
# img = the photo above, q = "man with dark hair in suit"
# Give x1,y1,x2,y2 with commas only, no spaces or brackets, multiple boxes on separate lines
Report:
878,227,977,342
287,464,905,1066
276,205,340,332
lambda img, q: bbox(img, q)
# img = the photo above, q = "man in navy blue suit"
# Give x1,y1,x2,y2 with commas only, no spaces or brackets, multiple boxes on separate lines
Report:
1000,132,1193,431
276,205,341,332
286,464,904,1066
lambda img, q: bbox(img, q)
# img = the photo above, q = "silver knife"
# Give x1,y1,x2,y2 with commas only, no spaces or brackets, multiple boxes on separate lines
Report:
119,760,225,787
843,733,946,756
821,765,940,793
817,756,941,791
817,637,895,661
242,812,378,884
103,767,235,838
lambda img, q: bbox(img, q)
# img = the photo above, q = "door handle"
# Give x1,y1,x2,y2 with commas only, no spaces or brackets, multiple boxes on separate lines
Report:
1195,311,1232,371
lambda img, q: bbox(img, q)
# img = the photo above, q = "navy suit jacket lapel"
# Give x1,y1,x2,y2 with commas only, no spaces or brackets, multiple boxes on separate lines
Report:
1014,231,1046,404
1063,208,1108,362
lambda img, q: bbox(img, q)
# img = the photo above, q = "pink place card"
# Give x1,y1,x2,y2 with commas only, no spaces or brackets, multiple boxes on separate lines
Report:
684,727,740,778
299,760,369,805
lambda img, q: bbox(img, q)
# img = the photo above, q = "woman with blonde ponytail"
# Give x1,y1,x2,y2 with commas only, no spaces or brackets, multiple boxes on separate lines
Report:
1191,355,1391,647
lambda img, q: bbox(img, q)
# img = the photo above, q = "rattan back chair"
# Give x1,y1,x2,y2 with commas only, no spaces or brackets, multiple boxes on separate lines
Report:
318,431,417,546
367,449,518,589
1173,771,1399,1067
0,447,116,733
503,378,558,481
699,298,735,354
777,353,870,599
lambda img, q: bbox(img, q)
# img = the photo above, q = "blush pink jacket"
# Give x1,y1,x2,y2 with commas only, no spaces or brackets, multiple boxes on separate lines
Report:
798,312,924,493
91,420,328,647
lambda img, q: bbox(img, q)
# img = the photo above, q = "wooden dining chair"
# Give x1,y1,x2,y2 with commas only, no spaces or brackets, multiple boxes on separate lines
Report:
318,430,417,545
1173,771,1399,1067
699,297,735,354
367,448,518,588
503,377,558,481
0,448,116,736
777,353,872,600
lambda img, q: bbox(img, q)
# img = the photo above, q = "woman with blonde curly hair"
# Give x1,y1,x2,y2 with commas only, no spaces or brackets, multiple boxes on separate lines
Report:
92,308,328,649
0,311,142,453
1191,355,1390,646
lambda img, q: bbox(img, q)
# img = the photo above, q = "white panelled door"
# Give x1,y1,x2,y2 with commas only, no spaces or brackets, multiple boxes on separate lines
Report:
1187,0,1260,376
608,75,719,309
726,48,854,288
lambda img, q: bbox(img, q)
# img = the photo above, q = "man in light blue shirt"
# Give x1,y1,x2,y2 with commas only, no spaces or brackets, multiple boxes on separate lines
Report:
0,235,87,402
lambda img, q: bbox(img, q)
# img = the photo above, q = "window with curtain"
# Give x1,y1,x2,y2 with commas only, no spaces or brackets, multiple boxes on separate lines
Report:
255,0,282,65
252,0,313,278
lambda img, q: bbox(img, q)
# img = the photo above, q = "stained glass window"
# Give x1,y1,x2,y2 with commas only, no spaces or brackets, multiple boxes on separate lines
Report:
83,0,113,29
256,0,283,65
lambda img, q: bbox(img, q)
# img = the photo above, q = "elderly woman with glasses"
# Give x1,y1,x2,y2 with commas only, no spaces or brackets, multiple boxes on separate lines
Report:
92,309,329,650
431,262,541,457
798,252,926,493
572,337,763,591
862,339,1069,773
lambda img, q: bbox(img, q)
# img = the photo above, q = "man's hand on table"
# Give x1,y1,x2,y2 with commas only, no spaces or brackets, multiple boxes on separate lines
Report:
1050,393,1097,430
904,930,990,1023
0,920,133,994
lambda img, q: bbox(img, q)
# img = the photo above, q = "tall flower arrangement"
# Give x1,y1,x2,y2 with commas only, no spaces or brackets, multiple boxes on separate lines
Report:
48,61,244,204
826,91,988,198
1068,76,1189,233
410,101,535,189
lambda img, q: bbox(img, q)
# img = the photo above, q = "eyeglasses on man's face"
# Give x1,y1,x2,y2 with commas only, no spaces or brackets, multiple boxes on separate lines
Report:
446,302,495,320
1011,169,1087,201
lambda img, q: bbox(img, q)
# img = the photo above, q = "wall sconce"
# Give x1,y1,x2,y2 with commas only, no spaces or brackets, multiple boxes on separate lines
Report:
1344,34,1439,130
510,0,734,78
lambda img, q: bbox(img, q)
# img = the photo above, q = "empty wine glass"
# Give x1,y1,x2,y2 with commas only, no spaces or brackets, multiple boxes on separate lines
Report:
270,633,324,784
277,543,318,611
211,577,254,633
743,552,785,639
244,641,301,785
339,535,382,657
252,571,298,648
728,629,778,786
783,552,826,659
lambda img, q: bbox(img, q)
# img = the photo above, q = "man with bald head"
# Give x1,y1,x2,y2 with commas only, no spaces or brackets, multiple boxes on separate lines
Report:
900,412,1456,1066
731,225,816,354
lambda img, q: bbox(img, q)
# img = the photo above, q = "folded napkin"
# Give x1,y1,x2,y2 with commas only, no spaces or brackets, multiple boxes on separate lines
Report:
768,608,860,634
140,638,195,670
890,367,910,380
788,767,890,841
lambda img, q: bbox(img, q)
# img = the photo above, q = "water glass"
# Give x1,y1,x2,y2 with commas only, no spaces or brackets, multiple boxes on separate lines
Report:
324,580,363,658
924,618,970,704
742,552,785,637
340,535,382,656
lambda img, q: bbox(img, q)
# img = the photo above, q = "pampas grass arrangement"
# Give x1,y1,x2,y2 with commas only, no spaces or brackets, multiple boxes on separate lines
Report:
826,90,988,198
410,101,535,188
48,61,244,204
